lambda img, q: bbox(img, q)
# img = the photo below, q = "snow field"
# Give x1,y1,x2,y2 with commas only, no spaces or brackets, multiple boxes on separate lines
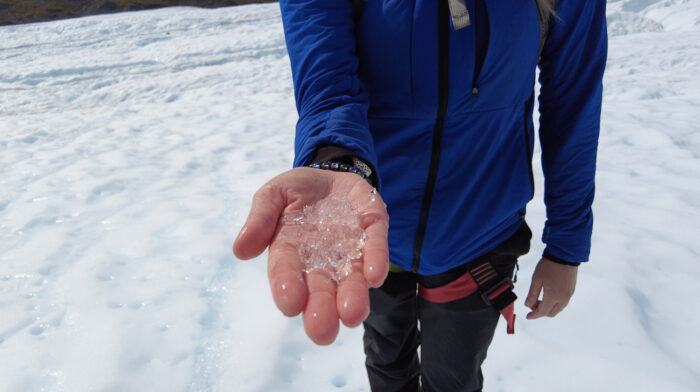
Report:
1,0,699,391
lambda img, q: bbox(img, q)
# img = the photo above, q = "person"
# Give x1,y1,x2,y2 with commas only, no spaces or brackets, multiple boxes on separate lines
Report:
234,0,607,390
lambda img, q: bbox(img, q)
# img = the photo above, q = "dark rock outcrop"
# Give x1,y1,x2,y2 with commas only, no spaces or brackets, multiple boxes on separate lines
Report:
0,0,276,26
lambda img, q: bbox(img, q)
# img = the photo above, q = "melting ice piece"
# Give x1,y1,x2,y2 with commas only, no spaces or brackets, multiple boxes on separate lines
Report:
281,190,376,283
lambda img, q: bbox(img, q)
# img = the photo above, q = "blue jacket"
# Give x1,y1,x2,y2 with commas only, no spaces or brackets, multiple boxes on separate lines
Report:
280,0,607,275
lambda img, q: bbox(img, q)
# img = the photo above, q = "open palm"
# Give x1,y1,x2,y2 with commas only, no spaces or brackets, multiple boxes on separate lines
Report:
233,167,389,345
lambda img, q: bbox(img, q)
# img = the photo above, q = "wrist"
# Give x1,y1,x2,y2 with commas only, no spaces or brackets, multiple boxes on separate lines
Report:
311,145,379,187
308,161,372,185
542,250,581,267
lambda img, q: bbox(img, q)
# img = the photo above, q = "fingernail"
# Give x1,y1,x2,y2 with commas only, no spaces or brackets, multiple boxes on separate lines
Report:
237,225,248,239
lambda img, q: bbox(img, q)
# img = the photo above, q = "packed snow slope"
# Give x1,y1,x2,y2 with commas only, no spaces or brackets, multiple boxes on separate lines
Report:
1,0,699,391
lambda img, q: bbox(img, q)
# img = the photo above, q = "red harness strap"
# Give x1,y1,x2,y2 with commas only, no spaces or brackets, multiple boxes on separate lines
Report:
418,263,516,335
485,281,516,335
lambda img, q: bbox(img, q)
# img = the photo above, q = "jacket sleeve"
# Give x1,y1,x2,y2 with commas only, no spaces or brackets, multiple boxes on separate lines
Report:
279,0,379,180
537,0,607,263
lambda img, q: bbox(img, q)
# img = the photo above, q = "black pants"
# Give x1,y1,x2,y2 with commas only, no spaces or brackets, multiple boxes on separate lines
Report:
363,223,531,392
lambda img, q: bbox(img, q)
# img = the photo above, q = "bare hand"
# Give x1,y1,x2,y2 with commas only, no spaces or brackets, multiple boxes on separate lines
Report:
233,167,390,345
524,257,578,319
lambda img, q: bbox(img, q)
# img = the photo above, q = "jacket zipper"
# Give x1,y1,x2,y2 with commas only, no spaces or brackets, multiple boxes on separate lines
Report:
412,0,450,273
472,0,489,96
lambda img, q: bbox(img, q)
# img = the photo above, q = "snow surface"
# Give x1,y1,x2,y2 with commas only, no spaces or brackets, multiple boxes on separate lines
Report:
1,0,699,390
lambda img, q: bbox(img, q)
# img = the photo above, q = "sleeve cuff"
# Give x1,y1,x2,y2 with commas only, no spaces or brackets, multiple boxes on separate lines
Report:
543,250,581,267
312,145,379,188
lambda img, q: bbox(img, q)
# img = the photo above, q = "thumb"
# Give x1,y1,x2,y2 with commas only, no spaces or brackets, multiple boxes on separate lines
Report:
525,276,543,309
233,183,286,260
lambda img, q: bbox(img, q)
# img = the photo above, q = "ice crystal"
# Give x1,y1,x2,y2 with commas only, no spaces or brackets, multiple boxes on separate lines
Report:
280,190,377,283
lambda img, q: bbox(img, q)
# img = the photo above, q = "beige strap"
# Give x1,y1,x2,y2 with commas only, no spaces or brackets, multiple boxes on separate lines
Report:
447,0,471,30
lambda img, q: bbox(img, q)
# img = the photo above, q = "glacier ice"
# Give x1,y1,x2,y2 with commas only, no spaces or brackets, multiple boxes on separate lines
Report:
280,190,377,283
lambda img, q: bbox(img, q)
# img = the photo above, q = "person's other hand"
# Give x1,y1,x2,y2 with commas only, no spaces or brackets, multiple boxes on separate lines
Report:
233,167,389,345
524,257,578,319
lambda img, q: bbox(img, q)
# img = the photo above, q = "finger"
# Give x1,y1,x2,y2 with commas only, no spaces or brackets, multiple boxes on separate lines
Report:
547,302,567,318
303,270,340,345
234,183,286,260
337,262,370,327
525,278,543,309
267,240,307,317
526,300,541,317
527,298,556,320
360,211,390,288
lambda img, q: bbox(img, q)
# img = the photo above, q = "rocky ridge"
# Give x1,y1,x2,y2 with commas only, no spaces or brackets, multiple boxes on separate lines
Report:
0,0,275,26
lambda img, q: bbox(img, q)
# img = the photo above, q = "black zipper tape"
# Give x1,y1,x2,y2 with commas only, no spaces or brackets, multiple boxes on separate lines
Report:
412,0,451,273
471,0,490,96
